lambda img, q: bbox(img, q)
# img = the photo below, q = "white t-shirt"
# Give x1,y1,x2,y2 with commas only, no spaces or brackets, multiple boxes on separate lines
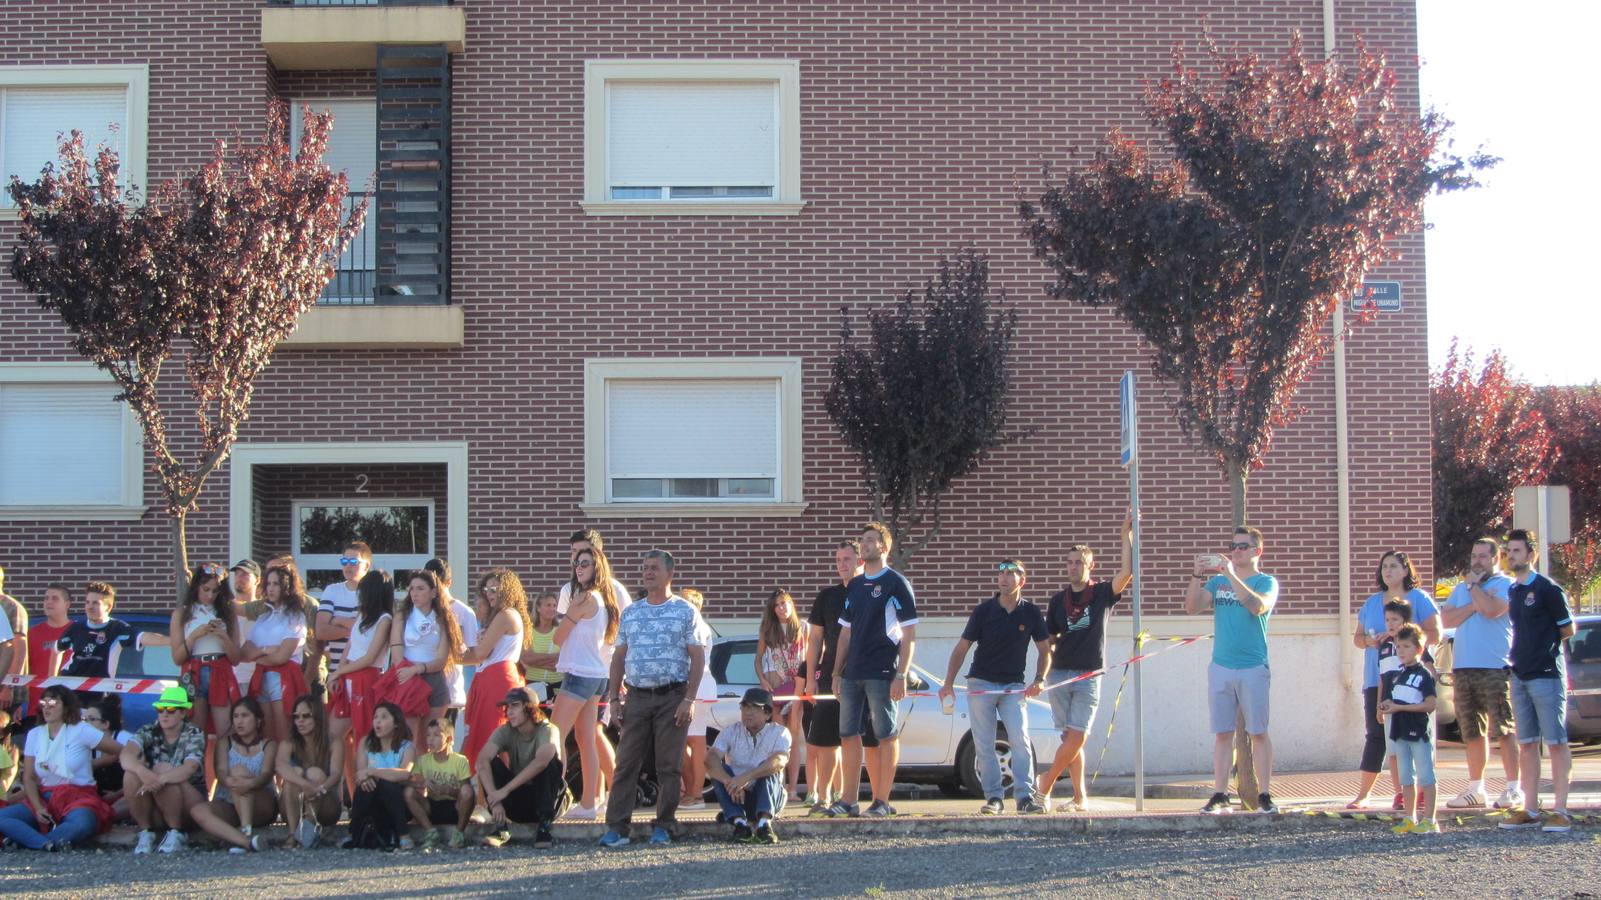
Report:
404,606,443,665
248,606,307,664
558,578,632,615
25,721,102,788
345,613,392,672
319,581,361,667
446,597,478,707
185,605,228,656
694,616,717,702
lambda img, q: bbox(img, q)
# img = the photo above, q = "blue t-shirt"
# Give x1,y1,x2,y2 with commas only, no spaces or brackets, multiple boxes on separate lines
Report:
1507,571,1573,680
960,595,1048,685
615,596,703,688
1357,588,1438,689
1206,572,1278,670
840,567,918,681
1445,574,1514,671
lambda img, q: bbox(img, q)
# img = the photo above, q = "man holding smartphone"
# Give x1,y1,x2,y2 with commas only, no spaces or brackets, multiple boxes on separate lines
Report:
1184,526,1279,815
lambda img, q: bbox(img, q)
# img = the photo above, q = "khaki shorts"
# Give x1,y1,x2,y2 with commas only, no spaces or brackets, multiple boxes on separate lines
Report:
1452,667,1513,740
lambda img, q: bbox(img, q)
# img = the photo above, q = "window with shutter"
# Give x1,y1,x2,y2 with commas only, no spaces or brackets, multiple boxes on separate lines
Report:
0,65,148,214
291,99,377,302
0,370,142,516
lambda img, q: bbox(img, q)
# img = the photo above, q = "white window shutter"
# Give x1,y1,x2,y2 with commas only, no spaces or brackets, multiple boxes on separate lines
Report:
2,86,127,188
291,99,376,271
0,383,126,505
607,81,777,188
607,379,779,479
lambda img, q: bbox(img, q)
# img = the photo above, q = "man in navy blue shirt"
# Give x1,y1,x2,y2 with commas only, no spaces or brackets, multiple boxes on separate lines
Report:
1496,529,1577,834
829,522,917,818
940,558,1051,814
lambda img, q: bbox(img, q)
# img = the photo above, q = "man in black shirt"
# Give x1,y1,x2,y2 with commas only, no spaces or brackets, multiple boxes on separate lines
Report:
1038,511,1133,811
1496,529,1578,834
940,558,1052,814
802,539,880,814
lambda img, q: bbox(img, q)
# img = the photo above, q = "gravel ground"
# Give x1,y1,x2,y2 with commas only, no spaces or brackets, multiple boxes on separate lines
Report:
4,824,1598,898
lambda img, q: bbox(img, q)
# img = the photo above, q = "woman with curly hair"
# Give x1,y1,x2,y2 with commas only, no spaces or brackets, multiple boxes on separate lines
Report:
168,563,243,740
463,568,531,772
245,566,310,742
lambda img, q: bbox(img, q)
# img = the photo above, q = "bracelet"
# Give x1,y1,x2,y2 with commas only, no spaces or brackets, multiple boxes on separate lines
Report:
1192,572,1205,578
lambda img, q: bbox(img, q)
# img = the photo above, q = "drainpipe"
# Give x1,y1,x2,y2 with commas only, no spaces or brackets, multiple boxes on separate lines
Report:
1325,0,1354,691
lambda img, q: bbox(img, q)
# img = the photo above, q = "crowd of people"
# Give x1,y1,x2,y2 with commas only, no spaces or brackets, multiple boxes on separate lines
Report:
0,520,1582,853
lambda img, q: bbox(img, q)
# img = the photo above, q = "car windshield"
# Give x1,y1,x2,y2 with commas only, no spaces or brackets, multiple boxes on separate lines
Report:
1572,623,1601,663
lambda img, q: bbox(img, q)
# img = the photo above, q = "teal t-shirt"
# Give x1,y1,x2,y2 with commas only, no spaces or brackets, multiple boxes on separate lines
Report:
1207,572,1278,670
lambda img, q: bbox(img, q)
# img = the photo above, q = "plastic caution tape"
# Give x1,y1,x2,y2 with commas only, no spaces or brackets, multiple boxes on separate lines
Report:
0,673,176,695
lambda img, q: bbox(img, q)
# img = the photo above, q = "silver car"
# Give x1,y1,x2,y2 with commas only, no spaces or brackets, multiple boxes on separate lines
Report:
704,637,1064,797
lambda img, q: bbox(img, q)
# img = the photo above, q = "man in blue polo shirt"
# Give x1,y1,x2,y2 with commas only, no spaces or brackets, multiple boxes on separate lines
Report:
1440,537,1520,810
1184,525,1279,815
1496,529,1577,834
829,522,917,819
940,557,1052,815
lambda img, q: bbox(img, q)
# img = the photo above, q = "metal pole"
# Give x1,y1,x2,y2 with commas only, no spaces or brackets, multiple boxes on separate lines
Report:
1538,487,1552,576
1128,381,1144,811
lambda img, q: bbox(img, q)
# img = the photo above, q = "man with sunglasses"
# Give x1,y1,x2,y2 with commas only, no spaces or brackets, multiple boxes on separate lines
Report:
939,558,1051,814
1185,526,1279,814
316,542,371,678
122,685,207,854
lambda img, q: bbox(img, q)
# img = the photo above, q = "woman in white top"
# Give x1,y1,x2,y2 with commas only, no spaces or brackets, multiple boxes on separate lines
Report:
168,563,244,740
552,547,621,819
385,570,465,742
678,588,719,810
329,569,394,745
244,566,311,743
463,568,531,772
0,686,122,851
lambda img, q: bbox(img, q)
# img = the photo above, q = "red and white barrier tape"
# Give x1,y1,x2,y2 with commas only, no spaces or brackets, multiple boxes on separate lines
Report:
1,673,178,695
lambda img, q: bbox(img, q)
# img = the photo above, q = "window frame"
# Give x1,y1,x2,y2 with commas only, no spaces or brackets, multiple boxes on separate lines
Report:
0,363,146,520
289,497,436,598
582,358,807,518
0,64,150,219
581,60,804,217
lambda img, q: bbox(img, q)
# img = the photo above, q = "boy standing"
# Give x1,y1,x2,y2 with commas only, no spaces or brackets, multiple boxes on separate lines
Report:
1379,624,1439,834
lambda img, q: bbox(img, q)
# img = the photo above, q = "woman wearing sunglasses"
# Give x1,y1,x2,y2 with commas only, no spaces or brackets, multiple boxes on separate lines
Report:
0,686,121,851
276,694,344,849
169,563,244,742
83,695,133,818
462,568,530,774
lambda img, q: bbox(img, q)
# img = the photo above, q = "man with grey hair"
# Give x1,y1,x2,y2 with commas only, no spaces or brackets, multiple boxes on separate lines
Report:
600,550,707,848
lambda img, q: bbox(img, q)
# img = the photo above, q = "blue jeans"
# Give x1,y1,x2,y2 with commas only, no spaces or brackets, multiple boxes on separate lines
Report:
966,678,1036,803
711,763,787,824
0,802,99,850
1388,737,1436,787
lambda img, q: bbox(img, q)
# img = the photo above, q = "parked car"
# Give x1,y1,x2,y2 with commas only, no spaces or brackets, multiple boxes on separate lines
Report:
107,613,177,734
1436,614,1601,744
705,637,1064,798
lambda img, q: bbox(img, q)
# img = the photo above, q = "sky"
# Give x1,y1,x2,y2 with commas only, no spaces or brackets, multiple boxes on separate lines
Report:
1418,0,1601,386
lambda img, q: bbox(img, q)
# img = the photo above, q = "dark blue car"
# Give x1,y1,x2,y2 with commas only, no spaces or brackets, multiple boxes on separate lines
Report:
105,613,177,734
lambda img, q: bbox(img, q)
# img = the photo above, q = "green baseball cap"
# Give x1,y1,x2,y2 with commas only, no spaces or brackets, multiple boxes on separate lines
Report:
154,685,193,710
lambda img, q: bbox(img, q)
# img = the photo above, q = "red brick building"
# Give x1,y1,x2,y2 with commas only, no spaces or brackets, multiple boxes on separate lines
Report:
1,1,1430,769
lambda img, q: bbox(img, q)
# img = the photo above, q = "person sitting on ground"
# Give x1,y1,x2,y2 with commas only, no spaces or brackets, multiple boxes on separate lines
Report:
189,698,276,853
475,687,568,849
344,702,417,850
405,717,474,849
83,695,132,817
276,694,344,849
168,563,243,741
1380,624,1440,834
0,686,121,851
708,688,792,844
123,685,208,854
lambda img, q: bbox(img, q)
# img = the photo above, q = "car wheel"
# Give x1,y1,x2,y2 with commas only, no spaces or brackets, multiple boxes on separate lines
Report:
957,728,1016,799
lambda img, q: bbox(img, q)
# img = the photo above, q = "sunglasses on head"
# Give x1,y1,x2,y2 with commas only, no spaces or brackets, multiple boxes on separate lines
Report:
201,563,225,576
339,556,362,567
1229,542,1255,551
997,562,1024,573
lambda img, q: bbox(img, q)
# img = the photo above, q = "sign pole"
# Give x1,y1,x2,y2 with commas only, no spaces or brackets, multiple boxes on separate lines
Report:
1121,371,1144,811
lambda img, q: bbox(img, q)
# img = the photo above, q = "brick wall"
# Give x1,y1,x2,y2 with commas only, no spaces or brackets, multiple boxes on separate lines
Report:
0,1,1433,626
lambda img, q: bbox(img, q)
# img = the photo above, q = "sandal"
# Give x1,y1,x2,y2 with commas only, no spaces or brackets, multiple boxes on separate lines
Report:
1345,798,1367,810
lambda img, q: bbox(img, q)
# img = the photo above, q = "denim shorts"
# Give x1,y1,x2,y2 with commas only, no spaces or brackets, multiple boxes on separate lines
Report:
1511,674,1568,745
258,670,284,702
559,674,608,702
838,677,900,740
197,664,213,696
1388,737,1436,786
1046,669,1101,733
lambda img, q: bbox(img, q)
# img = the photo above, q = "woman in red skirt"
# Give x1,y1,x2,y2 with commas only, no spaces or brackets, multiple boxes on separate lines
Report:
329,569,395,745
462,568,531,772
168,563,243,739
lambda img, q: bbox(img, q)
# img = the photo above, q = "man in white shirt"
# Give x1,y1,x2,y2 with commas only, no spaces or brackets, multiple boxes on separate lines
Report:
708,688,792,844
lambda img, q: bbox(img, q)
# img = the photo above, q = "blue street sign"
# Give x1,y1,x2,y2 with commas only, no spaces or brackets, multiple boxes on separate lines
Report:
1120,371,1136,468
1351,281,1402,312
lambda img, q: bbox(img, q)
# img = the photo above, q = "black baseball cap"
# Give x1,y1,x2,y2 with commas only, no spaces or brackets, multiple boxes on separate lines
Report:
499,687,536,707
740,687,774,710
231,559,262,578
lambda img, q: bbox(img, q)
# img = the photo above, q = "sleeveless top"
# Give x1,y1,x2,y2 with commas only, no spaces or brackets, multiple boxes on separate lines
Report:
527,625,562,684
185,605,228,656
367,739,411,770
556,594,613,679
481,610,524,666
217,736,271,802
346,613,392,672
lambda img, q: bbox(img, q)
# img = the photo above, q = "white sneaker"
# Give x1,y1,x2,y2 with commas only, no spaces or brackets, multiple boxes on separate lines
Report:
1445,789,1486,809
157,830,187,854
565,804,598,821
679,800,706,811
1495,787,1524,809
133,830,156,855
470,805,492,825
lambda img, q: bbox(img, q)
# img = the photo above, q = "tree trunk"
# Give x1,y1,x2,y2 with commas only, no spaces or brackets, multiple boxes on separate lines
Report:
1223,456,1258,807
172,511,191,602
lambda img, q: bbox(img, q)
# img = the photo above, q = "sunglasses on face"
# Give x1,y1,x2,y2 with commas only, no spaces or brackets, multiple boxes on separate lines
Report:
39,697,61,706
339,557,362,567
997,562,1024,573
575,560,594,569
1229,542,1255,551
156,707,184,715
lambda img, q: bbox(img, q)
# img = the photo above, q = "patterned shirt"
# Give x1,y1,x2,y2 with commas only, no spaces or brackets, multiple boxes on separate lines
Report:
711,721,793,776
615,595,703,689
131,721,208,790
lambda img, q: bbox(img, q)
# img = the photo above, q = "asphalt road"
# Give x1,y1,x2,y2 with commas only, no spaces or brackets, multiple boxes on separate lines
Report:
5,822,1597,898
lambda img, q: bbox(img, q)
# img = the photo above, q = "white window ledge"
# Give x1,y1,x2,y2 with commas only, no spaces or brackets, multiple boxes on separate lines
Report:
579,501,808,519
0,505,148,522
579,200,806,217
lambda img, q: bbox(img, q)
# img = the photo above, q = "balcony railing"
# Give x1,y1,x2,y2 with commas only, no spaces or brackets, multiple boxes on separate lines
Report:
322,191,376,305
